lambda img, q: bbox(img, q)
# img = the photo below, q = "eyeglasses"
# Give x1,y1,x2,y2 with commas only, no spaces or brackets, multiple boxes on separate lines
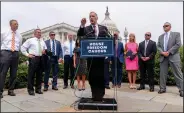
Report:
163,25,169,28
50,34,55,36
145,34,151,36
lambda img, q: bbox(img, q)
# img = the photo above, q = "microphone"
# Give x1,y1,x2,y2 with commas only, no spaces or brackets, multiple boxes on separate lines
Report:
103,29,112,38
98,25,112,38
85,29,95,37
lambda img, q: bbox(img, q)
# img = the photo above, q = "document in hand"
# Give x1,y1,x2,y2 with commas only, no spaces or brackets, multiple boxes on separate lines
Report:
126,50,136,60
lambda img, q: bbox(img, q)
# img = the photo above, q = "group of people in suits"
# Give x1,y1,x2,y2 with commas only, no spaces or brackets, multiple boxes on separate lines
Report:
0,11,183,100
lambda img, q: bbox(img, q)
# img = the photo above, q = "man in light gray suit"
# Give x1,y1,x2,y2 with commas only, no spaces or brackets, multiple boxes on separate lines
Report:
157,22,183,97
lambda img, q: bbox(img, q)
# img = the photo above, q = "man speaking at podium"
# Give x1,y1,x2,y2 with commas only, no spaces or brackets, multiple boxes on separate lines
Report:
77,11,109,101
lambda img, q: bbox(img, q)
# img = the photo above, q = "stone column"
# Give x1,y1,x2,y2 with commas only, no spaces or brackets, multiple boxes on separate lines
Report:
55,31,60,41
64,32,68,42
61,32,65,44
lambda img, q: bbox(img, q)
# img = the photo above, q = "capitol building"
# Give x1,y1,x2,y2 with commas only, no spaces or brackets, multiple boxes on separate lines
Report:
21,7,120,43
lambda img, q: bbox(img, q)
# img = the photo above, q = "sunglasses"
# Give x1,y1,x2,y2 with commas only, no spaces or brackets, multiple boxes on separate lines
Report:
163,25,169,28
145,34,151,36
50,34,55,36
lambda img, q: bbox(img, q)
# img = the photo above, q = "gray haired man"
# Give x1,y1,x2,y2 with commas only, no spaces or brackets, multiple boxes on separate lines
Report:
157,22,183,97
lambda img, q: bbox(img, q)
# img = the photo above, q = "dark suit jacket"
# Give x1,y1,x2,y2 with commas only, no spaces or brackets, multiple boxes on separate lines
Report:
138,40,157,62
111,41,124,63
45,39,63,59
77,24,109,69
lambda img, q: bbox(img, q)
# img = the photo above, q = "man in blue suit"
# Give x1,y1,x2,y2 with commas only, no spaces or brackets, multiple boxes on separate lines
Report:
111,33,124,88
43,31,63,91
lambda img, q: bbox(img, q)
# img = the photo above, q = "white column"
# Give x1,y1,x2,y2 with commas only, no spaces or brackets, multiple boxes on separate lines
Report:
61,32,64,44
55,32,60,41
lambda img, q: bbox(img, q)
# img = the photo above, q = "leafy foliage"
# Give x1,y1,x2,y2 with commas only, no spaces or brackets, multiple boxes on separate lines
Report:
4,46,184,88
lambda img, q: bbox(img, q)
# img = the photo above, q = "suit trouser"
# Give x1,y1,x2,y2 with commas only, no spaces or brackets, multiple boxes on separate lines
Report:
44,56,59,88
104,60,110,86
63,55,74,86
27,57,42,92
89,67,105,101
111,58,123,85
88,58,105,101
139,59,154,88
160,58,183,91
0,50,19,94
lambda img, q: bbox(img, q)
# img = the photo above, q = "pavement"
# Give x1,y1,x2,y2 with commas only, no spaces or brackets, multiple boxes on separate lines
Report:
1,79,183,112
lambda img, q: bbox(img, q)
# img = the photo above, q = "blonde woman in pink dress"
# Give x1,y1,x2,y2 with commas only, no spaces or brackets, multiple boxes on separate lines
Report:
125,33,139,89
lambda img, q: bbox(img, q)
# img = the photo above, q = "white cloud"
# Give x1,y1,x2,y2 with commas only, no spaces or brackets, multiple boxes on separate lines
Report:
1,2,183,43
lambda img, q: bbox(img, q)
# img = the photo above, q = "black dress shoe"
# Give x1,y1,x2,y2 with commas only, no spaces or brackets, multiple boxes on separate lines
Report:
137,87,145,90
105,86,110,89
28,91,35,96
180,91,183,97
43,88,48,91
150,88,154,92
63,86,68,89
52,87,58,90
35,90,43,94
8,91,16,96
158,90,166,94
112,85,115,88
78,89,82,91
71,86,74,89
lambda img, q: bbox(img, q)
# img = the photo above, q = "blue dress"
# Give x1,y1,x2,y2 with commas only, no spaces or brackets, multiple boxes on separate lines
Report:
73,47,87,76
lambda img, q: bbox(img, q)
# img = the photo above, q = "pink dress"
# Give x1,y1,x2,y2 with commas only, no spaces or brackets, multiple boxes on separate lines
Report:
125,42,139,71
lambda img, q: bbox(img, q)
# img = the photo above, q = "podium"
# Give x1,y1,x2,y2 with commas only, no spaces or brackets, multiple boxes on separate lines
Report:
77,37,117,110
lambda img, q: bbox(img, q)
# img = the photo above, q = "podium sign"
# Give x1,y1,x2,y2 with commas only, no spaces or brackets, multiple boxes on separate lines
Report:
80,37,114,58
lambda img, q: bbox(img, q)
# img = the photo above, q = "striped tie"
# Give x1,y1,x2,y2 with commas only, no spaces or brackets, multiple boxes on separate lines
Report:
11,32,15,51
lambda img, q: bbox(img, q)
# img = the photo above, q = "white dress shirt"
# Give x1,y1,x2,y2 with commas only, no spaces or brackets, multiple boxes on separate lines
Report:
50,39,57,56
1,29,22,51
21,37,47,56
164,31,171,51
62,40,75,56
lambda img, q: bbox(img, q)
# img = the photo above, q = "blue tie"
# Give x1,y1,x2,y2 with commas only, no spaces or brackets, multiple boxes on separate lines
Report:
52,39,55,56
70,41,72,57
164,33,168,51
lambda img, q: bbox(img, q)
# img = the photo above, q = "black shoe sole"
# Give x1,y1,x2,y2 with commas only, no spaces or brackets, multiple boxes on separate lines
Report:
150,89,154,92
52,88,58,90
8,93,16,96
137,88,145,90
28,93,35,96
158,91,166,94
35,92,43,94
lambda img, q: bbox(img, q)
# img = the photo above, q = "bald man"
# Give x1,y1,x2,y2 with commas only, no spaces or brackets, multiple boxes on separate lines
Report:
137,32,157,92
77,11,109,101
